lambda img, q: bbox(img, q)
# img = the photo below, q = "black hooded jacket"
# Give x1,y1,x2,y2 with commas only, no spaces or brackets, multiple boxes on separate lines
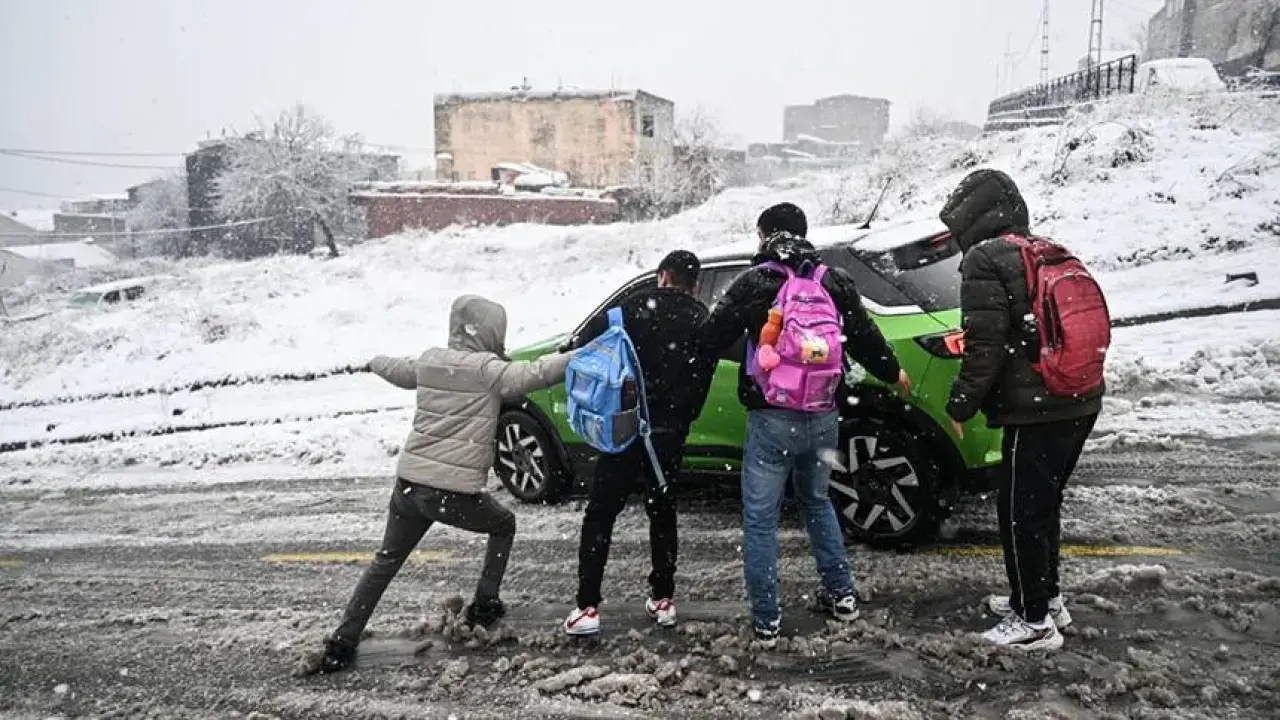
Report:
575,286,717,431
940,168,1104,427
702,233,901,412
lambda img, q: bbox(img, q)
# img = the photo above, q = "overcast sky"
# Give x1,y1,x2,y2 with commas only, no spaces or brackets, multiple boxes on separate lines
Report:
0,0,1163,210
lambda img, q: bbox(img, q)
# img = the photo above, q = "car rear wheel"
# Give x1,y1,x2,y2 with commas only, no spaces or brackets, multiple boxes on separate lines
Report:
828,415,940,546
495,411,564,503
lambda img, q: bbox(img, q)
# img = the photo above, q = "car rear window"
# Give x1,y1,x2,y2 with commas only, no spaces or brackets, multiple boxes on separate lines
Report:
854,232,962,312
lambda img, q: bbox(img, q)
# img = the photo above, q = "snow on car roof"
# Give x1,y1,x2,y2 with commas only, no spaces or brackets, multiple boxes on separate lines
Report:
73,275,169,295
849,218,949,253
698,218,944,262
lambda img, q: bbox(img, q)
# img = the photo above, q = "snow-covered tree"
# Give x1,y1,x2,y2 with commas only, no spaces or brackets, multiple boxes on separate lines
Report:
641,107,733,217
214,104,389,258
126,172,190,257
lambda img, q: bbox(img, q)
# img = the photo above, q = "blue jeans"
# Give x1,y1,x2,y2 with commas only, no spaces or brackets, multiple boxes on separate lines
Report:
742,409,853,625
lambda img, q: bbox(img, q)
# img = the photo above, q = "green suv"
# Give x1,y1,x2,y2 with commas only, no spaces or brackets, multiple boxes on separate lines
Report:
494,219,1003,544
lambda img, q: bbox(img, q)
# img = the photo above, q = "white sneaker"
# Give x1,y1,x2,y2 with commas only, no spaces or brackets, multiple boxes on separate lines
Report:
563,606,600,636
986,594,1072,628
645,598,677,628
981,615,1063,651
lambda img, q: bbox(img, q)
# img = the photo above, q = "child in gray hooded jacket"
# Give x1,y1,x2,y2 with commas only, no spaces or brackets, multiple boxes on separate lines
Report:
305,295,572,674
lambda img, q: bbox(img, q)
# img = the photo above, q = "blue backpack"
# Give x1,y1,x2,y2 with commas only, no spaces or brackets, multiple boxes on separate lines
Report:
565,307,668,489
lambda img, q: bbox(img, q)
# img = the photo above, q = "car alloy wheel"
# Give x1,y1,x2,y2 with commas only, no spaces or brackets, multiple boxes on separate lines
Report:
827,418,936,544
496,422,547,496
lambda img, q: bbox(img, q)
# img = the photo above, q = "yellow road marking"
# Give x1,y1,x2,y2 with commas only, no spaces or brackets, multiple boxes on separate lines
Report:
930,545,1184,558
263,550,452,564
0,559,24,569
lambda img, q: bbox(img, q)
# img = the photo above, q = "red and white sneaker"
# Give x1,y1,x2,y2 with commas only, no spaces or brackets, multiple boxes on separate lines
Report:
563,606,601,636
645,598,677,628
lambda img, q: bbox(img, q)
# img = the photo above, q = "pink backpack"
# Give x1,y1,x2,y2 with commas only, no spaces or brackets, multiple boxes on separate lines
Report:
748,262,845,412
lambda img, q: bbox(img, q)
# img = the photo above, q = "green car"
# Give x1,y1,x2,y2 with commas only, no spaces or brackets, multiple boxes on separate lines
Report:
495,219,1003,544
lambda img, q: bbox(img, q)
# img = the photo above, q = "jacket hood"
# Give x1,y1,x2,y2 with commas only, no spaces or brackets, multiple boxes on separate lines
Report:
939,169,1030,252
448,295,508,356
752,231,822,271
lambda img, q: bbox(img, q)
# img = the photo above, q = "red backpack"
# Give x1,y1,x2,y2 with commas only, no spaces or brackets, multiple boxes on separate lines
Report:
1004,235,1111,398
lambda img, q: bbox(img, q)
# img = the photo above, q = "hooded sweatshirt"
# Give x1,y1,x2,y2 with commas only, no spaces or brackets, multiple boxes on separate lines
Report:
939,169,1104,426
369,295,572,493
702,232,901,412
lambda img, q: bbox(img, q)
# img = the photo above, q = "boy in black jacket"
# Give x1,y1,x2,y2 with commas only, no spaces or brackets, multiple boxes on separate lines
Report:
563,250,718,635
702,203,910,644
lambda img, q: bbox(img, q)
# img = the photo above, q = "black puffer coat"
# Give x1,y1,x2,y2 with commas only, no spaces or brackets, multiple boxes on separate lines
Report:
702,233,901,412
940,169,1104,427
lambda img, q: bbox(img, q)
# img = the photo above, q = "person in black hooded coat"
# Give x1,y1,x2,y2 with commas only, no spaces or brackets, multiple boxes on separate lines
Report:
939,169,1103,652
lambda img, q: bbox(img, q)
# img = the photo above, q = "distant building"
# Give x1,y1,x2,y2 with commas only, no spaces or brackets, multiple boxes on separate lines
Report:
0,247,47,291
783,95,891,149
6,238,117,272
0,212,50,248
1147,0,1280,76
433,88,675,188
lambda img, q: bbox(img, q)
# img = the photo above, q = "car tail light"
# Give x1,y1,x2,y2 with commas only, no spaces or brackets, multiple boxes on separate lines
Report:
917,330,965,358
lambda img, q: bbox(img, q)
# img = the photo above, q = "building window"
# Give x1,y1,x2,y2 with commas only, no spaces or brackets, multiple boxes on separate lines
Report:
641,114,655,138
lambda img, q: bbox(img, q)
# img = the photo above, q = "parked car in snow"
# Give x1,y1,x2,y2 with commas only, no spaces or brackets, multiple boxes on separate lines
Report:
68,276,169,308
1136,58,1227,95
497,219,1005,545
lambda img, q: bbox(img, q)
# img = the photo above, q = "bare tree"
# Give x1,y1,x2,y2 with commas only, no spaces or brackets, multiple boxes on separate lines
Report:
902,107,981,140
642,107,733,217
126,172,190,257
215,104,388,259
1127,21,1149,60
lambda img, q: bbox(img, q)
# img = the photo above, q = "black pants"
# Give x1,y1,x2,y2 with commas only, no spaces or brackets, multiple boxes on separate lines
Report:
575,428,686,610
334,478,516,647
1000,413,1098,624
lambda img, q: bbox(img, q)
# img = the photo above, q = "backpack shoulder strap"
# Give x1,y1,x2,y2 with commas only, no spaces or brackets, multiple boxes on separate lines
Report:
607,306,624,328
810,264,829,283
618,330,669,492
758,261,794,278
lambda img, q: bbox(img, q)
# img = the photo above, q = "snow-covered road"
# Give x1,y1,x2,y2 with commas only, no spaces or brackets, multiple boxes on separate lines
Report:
1,446,1277,718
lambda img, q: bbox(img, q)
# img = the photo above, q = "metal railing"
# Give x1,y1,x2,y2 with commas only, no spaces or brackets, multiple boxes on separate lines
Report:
988,54,1139,117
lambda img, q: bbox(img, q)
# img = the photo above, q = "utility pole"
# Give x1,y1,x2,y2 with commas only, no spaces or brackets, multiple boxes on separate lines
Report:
997,32,1016,95
1088,0,1105,69
1039,0,1051,85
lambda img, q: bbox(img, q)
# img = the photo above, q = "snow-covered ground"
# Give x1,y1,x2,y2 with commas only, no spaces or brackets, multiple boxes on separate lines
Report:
1,93,1278,478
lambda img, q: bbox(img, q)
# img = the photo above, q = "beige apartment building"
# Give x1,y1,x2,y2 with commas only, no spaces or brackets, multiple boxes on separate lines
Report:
433,88,675,188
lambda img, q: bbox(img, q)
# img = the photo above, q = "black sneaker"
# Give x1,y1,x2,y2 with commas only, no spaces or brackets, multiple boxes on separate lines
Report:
814,589,860,622
752,617,781,648
464,597,506,628
299,637,356,676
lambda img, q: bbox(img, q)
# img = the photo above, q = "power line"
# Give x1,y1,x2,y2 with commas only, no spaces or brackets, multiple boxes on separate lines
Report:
0,216,274,238
0,151,177,170
0,187,67,199
0,148,184,158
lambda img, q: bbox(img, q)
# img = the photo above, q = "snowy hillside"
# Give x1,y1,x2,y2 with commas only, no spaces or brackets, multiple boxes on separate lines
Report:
1,93,1278,475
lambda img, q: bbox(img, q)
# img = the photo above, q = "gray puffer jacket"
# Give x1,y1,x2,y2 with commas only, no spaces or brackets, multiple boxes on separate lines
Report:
370,295,572,494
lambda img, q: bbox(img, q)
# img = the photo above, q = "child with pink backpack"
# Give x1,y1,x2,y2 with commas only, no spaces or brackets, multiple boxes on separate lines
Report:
703,203,911,645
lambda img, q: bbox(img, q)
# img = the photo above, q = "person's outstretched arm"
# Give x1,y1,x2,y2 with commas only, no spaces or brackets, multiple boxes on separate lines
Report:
482,352,575,400
368,356,416,389
825,268,902,385
702,272,755,354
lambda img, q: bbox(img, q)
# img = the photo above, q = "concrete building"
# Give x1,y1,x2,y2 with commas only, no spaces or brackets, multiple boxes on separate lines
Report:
0,212,50,248
1147,0,1280,75
783,95,891,149
433,88,675,188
